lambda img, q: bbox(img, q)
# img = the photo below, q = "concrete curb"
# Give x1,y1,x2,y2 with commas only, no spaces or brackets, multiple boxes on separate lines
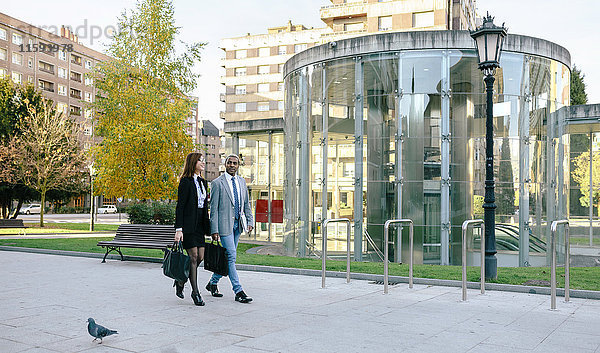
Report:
2,245,599,300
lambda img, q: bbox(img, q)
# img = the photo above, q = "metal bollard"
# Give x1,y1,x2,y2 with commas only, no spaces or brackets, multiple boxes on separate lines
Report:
550,220,570,310
321,218,352,288
383,219,414,294
461,219,484,301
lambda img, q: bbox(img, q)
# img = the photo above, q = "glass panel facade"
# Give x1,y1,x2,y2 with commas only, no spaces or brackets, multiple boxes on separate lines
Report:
284,46,570,266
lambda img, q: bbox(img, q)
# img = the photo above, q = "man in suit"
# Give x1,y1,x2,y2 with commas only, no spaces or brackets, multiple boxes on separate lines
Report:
207,154,254,303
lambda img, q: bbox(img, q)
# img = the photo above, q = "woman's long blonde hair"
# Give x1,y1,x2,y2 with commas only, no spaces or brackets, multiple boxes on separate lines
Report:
180,152,203,179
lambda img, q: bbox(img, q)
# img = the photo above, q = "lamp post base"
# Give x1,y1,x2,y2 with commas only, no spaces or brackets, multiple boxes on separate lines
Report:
485,255,497,280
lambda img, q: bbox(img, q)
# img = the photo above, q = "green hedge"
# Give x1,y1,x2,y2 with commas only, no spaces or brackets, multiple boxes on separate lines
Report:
127,201,176,225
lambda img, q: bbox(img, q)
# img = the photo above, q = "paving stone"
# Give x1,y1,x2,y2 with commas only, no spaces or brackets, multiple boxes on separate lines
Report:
2,251,600,353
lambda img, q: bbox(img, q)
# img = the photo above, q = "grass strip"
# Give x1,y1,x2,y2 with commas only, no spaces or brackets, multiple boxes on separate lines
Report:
0,237,598,291
0,223,120,235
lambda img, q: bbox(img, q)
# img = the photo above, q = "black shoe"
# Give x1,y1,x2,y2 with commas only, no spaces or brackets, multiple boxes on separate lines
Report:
235,291,252,303
191,292,205,306
206,283,223,297
174,280,184,299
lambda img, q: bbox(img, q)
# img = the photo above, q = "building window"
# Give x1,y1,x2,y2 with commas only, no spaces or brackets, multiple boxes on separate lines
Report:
58,67,67,79
12,53,23,65
278,100,284,111
59,51,67,61
38,61,54,74
0,28,6,41
294,44,307,53
278,64,284,73
85,109,93,119
28,57,33,68
257,102,269,112
70,88,82,99
70,105,81,116
28,38,34,46
258,65,270,75
258,83,269,93
58,84,67,96
235,85,246,95
71,54,82,65
0,68,6,78
413,11,434,28
85,77,93,86
258,47,270,57
0,48,6,61
278,45,287,55
84,126,92,135
378,16,392,31
234,103,246,112
344,23,364,32
12,33,23,45
57,103,68,114
27,76,33,83
85,92,93,102
11,72,22,84
70,71,82,82
85,60,92,69
38,79,54,92
235,49,247,59
234,67,246,76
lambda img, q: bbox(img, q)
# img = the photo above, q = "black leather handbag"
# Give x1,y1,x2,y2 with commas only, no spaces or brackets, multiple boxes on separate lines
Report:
204,240,228,276
162,241,190,283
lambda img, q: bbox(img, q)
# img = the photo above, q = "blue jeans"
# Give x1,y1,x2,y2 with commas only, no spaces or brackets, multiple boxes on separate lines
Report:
210,219,242,294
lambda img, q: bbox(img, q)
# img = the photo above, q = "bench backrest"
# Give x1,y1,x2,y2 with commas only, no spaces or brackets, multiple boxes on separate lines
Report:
0,219,25,228
114,224,175,246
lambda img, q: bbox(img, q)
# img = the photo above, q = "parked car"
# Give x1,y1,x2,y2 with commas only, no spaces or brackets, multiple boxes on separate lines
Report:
20,204,41,215
97,205,118,214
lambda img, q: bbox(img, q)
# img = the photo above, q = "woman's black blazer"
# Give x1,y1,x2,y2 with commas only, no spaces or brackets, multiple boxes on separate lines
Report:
175,176,209,235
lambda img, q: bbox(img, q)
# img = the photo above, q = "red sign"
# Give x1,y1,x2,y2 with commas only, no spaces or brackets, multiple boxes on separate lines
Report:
255,199,283,223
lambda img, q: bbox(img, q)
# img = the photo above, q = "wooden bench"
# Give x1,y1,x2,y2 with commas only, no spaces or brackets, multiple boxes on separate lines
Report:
0,219,25,228
97,224,176,263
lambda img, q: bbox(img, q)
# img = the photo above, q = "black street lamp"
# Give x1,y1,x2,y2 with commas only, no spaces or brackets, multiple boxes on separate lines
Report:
471,14,507,280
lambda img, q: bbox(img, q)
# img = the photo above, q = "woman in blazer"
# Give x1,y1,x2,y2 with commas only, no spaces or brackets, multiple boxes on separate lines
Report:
174,152,210,306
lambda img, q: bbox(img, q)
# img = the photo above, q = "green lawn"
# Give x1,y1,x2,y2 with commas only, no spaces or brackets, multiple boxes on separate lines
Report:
0,223,119,235
0,237,598,291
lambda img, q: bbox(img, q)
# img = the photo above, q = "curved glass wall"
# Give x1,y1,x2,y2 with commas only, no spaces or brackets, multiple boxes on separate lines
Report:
284,48,570,266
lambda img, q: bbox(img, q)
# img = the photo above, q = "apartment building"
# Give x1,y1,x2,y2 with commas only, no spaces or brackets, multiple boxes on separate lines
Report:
219,0,478,242
320,0,477,39
220,1,477,129
0,12,112,151
220,21,330,125
198,119,220,181
184,95,199,144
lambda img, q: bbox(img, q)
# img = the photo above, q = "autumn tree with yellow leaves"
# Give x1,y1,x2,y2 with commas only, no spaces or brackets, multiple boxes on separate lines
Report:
91,0,204,200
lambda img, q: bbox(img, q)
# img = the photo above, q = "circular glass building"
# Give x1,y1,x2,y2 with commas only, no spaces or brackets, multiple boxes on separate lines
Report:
282,30,571,266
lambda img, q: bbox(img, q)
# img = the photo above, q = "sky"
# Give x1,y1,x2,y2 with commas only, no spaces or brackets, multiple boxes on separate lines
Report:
4,0,600,129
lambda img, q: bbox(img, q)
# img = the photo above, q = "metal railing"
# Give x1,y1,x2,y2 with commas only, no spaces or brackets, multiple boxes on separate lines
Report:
462,219,485,301
321,218,352,288
383,219,414,294
550,220,570,310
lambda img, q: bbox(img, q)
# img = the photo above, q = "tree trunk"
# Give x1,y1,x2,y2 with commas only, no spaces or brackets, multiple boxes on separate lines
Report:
11,199,24,219
40,191,45,227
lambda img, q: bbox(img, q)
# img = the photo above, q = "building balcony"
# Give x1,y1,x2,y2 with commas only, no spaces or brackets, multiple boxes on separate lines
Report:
320,1,367,21
220,93,226,102
39,67,54,75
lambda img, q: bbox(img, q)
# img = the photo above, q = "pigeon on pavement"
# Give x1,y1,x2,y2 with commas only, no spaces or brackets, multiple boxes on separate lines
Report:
87,318,118,343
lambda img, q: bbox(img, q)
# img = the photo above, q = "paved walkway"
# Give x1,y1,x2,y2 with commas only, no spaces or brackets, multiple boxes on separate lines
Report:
2,251,600,353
